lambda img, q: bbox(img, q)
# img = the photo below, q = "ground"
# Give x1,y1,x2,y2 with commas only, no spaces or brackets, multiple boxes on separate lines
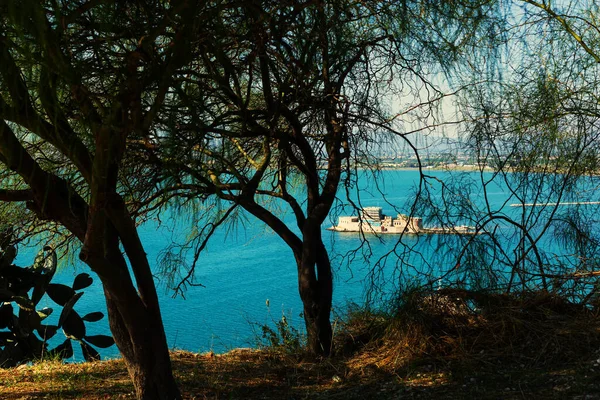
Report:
2,290,600,399
1,348,600,399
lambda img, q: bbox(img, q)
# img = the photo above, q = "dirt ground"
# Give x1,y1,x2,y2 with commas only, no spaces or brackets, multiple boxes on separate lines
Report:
1,347,600,399
3,290,600,399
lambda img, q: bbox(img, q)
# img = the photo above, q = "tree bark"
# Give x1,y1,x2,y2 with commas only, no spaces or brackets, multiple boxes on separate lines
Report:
299,276,333,356
298,228,333,357
105,292,180,400
91,243,182,400
315,237,334,355
238,198,335,355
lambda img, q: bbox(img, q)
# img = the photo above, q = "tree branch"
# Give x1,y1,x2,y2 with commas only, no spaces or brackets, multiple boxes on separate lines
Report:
522,0,600,63
0,189,33,202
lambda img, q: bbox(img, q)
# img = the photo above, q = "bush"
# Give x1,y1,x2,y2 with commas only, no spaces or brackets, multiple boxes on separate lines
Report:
251,302,304,354
335,287,600,370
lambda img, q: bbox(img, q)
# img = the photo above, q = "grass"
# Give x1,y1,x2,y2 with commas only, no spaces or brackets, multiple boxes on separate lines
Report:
2,289,600,399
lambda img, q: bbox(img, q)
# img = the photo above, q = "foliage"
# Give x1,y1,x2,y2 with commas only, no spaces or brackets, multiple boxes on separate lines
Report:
375,0,600,306
130,0,506,358
0,1,201,395
252,304,304,355
0,241,114,367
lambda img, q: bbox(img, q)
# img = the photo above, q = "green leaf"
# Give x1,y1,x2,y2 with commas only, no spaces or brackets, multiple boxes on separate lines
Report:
32,248,45,271
72,273,93,291
37,324,58,340
46,284,75,306
43,247,57,277
0,331,15,346
48,339,73,359
37,307,53,320
57,292,84,327
84,334,115,348
0,342,24,366
62,311,86,340
80,341,101,362
0,245,16,268
32,246,56,278
20,309,41,330
12,296,35,312
0,304,13,329
81,312,104,322
0,288,15,302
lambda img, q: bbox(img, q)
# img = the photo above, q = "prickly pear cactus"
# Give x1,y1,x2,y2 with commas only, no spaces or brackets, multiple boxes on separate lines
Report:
0,242,115,367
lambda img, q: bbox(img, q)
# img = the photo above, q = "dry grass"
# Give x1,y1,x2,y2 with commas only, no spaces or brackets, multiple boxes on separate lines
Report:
342,289,600,369
2,290,600,399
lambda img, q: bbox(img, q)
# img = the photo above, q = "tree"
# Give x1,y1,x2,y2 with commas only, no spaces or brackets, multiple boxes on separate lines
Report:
411,0,600,302
135,0,504,356
0,1,207,398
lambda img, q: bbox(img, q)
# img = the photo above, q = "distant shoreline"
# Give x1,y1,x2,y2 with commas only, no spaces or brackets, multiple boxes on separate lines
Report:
375,164,494,172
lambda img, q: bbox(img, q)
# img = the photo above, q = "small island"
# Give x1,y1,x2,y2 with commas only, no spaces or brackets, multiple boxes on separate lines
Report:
328,207,478,235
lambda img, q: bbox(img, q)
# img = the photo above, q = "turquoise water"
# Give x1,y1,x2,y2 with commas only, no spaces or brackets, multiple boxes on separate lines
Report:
13,169,598,360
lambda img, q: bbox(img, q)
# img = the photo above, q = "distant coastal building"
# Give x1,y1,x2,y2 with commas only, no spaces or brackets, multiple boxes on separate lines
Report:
329,207,477,235
361,206,383,221
330,207,424,234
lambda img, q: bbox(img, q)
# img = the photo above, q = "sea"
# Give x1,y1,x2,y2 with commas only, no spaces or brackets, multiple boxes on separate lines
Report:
12,169,597,361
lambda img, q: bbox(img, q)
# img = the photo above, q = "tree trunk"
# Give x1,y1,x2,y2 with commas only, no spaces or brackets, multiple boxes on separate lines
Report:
105,292,181,400
299,278,333,357
302,299,333,357
89,242,181,400
316,237,333,355
238,198,335,357
298,231,334,357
